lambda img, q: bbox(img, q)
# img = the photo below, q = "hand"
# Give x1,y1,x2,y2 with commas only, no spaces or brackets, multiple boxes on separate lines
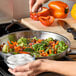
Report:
29,0,49,12
8,59,55,76
8,59,76,76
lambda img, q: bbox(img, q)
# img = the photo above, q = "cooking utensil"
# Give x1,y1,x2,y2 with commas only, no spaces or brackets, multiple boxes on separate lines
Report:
57,20,76,40
5,21,30,33
0,30,71,60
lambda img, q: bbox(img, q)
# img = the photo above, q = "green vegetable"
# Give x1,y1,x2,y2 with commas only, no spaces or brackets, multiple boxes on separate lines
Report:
32,52,41,57
51,48,54,53
2,44,8,53
55,45,58,49
41,40,49,46
48,53,55,56
62,45,68,50
59,41,66,47
33,37,38,40
12,52,18,54
17,43,24,47
46,37,53,42
32,44,39,51
24,48,33,53
57,47,64,53
59,41,63,47
38,44,45,50
32,43,45,51
61,41,65,46
9,48,14,52
17,37,28,46
45,47,50,52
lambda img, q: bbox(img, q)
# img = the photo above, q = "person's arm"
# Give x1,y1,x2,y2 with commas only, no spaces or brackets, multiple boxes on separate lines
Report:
8,59,76,76
47,61,76,76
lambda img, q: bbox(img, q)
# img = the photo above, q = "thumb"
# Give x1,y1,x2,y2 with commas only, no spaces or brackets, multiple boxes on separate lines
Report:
32,2,42,12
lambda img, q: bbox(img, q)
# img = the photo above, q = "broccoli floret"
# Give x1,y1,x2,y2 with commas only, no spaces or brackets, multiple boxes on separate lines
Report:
17,37,28,46
33,37,38,40
46,37,53,42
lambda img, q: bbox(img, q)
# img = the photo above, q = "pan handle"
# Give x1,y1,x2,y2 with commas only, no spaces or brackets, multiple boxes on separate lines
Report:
67,49,76,55
5,21,30,33
67,28,76,40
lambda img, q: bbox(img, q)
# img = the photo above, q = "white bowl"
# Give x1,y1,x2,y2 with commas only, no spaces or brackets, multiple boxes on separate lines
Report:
6,54,35,69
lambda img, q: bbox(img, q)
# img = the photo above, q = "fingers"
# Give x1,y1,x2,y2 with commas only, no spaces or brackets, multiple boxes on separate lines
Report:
8,60,46,76
29,0,49,12
9,68,35,76
29,60,41,68
8,69,14,74
14,64,30,72
10,71,33,76
29,0,42,12
29,0,36,12
32,3,42,12
15,71,33,76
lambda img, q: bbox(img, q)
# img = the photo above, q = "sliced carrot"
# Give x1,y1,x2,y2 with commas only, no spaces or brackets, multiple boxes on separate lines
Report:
39,50,44,52
54,49,57,54
23,46,26,49
49,41,53,44
54,51,57,54
42,52,45,56
56,41,59,45
7,41,14,48
29,46,33,49
11,41,18,46
52,41,55,45
40,53,42,56
19,51,30,54
45,52,48,56
49,49,52,54
52,45,55,49
46,47,48,49
14,46,22,52
7,41,12,46
37,39,42,43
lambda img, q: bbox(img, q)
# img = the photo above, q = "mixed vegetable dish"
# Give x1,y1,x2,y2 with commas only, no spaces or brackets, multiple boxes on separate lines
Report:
0,37,68,57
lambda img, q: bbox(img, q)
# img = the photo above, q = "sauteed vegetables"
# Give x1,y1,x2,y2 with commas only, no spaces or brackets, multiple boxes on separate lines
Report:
0,37,68,57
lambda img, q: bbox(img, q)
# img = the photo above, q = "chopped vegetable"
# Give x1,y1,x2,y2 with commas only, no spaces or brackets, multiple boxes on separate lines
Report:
1,37,68,58
30,7,50,21
49,49,52,54
17,37,28,46
33,37,38,40
19,51,30,54
39,16,54,26
2,44,8,53
45,47,50,53
24,48,33,53
46,37,53,42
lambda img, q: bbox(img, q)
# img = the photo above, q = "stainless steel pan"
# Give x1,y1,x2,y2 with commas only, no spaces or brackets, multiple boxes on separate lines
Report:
0,30,71,60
